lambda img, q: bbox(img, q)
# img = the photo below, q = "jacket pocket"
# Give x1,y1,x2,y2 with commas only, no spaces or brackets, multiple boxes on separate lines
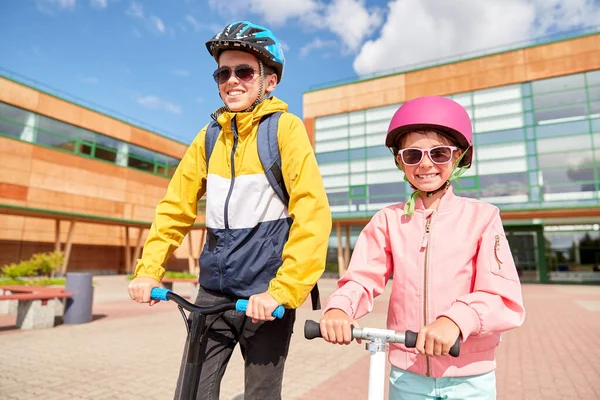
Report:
490,232,519,281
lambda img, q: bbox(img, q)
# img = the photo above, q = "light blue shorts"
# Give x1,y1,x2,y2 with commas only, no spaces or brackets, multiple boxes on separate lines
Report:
389,366,496,400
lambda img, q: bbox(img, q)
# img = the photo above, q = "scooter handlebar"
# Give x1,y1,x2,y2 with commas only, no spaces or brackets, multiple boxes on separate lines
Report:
304,320,460,357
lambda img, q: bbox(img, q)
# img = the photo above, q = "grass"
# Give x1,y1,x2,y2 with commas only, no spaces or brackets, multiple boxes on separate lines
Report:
0,277,67,286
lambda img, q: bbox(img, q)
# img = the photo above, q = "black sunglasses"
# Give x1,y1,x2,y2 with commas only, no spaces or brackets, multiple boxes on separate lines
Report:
212,64,257,84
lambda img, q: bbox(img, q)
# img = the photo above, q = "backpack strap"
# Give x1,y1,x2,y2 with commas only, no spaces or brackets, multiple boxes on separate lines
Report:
256,111,321,310
256,112,289,206
204,120,221,167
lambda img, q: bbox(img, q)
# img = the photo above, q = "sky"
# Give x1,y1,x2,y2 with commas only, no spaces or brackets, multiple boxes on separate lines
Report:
0,0,599,144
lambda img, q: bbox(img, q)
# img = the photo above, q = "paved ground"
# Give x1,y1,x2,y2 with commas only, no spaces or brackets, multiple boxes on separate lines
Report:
0,276,599,399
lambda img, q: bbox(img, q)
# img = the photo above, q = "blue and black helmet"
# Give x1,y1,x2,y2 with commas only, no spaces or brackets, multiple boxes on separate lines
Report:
206,21,285,82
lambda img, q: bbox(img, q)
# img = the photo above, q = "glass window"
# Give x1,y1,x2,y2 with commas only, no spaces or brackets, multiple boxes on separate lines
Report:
128,144,156,173
532,73,585,94
586,70,600,86
366,145,391,158
315,139,347,153
166,156,180,177
473,84,521,105
474,99,523,119
0,102,34,139
535,105,588,123
540,166,595,185
94,134,120,163
349,110,365,124
315,113,347,130
475,127,525,145
538,150,593,169
38,115,79,140
478,157,527,175
365,104,399,122
536,134,591,153
587,85,600,102
479,172,528,197
319,162,349,176
474,114,524,133
533,89,587,110
365,120,389,135
348,123,365,137
327,191,349,206
36,130,77,152
450,93,472,107
476,142,526,161
316,150,348,164
536,119,589,138
316,126,348,142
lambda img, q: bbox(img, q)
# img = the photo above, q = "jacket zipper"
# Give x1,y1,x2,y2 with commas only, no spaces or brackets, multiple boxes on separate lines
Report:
494,235,503,270
217,118,238,291
421,213,433,377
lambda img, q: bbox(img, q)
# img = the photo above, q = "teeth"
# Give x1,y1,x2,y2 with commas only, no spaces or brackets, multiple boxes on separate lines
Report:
228,91,243,95
418,174,438,178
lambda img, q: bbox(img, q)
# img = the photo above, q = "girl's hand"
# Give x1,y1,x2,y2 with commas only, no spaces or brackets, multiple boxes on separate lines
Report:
416,317,460,357
319,309,360,345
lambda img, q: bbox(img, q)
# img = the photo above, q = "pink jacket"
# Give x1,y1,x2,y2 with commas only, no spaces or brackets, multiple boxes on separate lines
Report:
324,187,525,378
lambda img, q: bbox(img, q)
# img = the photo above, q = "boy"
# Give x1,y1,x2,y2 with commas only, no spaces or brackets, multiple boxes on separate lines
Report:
128,21,332,399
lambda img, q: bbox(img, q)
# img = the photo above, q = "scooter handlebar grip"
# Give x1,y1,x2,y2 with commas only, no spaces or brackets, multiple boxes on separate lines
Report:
404,330,461,357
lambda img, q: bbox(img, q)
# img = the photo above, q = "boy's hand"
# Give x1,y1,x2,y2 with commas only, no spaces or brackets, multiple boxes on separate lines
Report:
319,309,360,345
246,292,279,323
416,316,460,357
128,276,161,306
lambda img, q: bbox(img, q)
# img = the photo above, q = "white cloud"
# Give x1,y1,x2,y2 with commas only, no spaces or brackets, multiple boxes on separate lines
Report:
151,16,166,33
353,0,600,76
36,0,76,14
321,0,383,52
126,1,143,19
185,15,204,32
299,37,337,57
138,96,182,115
126,2,166,35
172,69,190,77
208,0,321,25
207,0,380,55
90,0,107,8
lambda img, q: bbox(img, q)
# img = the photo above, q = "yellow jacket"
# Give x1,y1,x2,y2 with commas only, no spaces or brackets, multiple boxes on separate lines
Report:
134,97,332,308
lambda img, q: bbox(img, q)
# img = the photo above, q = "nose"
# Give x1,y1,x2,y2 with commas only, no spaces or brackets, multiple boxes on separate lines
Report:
420,151,435,167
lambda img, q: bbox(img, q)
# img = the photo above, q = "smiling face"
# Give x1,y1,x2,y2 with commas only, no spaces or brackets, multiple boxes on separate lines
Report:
217,50,277,112
396,130,462,193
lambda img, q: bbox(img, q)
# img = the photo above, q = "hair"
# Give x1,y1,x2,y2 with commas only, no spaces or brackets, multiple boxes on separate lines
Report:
397,129,459,149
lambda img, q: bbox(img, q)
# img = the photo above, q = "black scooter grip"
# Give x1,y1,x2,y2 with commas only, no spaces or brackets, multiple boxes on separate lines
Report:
304,319,322,339
404,330,461,357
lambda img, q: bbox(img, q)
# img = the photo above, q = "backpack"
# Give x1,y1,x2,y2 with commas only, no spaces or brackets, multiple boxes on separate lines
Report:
204,112,321,310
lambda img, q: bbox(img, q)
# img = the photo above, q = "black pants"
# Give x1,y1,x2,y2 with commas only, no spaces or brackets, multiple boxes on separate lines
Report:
174,286,296,400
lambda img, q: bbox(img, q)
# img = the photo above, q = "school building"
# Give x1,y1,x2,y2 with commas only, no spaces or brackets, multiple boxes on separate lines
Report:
0,71,207,275
303,31,600,284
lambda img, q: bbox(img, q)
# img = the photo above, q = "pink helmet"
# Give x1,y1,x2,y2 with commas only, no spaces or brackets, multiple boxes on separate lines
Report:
385,96,473,168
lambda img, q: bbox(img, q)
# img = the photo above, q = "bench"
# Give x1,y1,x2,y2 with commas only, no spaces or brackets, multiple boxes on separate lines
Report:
0,285,72,329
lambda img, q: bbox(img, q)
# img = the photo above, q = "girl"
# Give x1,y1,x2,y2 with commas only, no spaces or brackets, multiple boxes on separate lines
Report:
319,96,525,399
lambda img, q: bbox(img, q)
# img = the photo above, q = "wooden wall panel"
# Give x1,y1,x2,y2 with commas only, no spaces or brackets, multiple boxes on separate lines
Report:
0,78,39,110
304,34,600,119
0,183,28,201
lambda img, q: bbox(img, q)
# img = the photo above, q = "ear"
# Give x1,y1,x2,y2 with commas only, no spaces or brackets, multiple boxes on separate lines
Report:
395,154,404,170
264,73,278,93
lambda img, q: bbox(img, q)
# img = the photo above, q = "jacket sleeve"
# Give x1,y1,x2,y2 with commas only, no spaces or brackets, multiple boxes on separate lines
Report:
266,113,332,308
439,207,526,340
133,127,208,281
322,211,393,319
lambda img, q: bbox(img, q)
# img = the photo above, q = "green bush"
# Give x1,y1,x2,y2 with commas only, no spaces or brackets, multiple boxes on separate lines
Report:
1,251,64,279
1,262,36,279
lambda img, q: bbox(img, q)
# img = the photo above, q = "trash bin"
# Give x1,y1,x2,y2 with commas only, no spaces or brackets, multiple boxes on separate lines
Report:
63,272,94,324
